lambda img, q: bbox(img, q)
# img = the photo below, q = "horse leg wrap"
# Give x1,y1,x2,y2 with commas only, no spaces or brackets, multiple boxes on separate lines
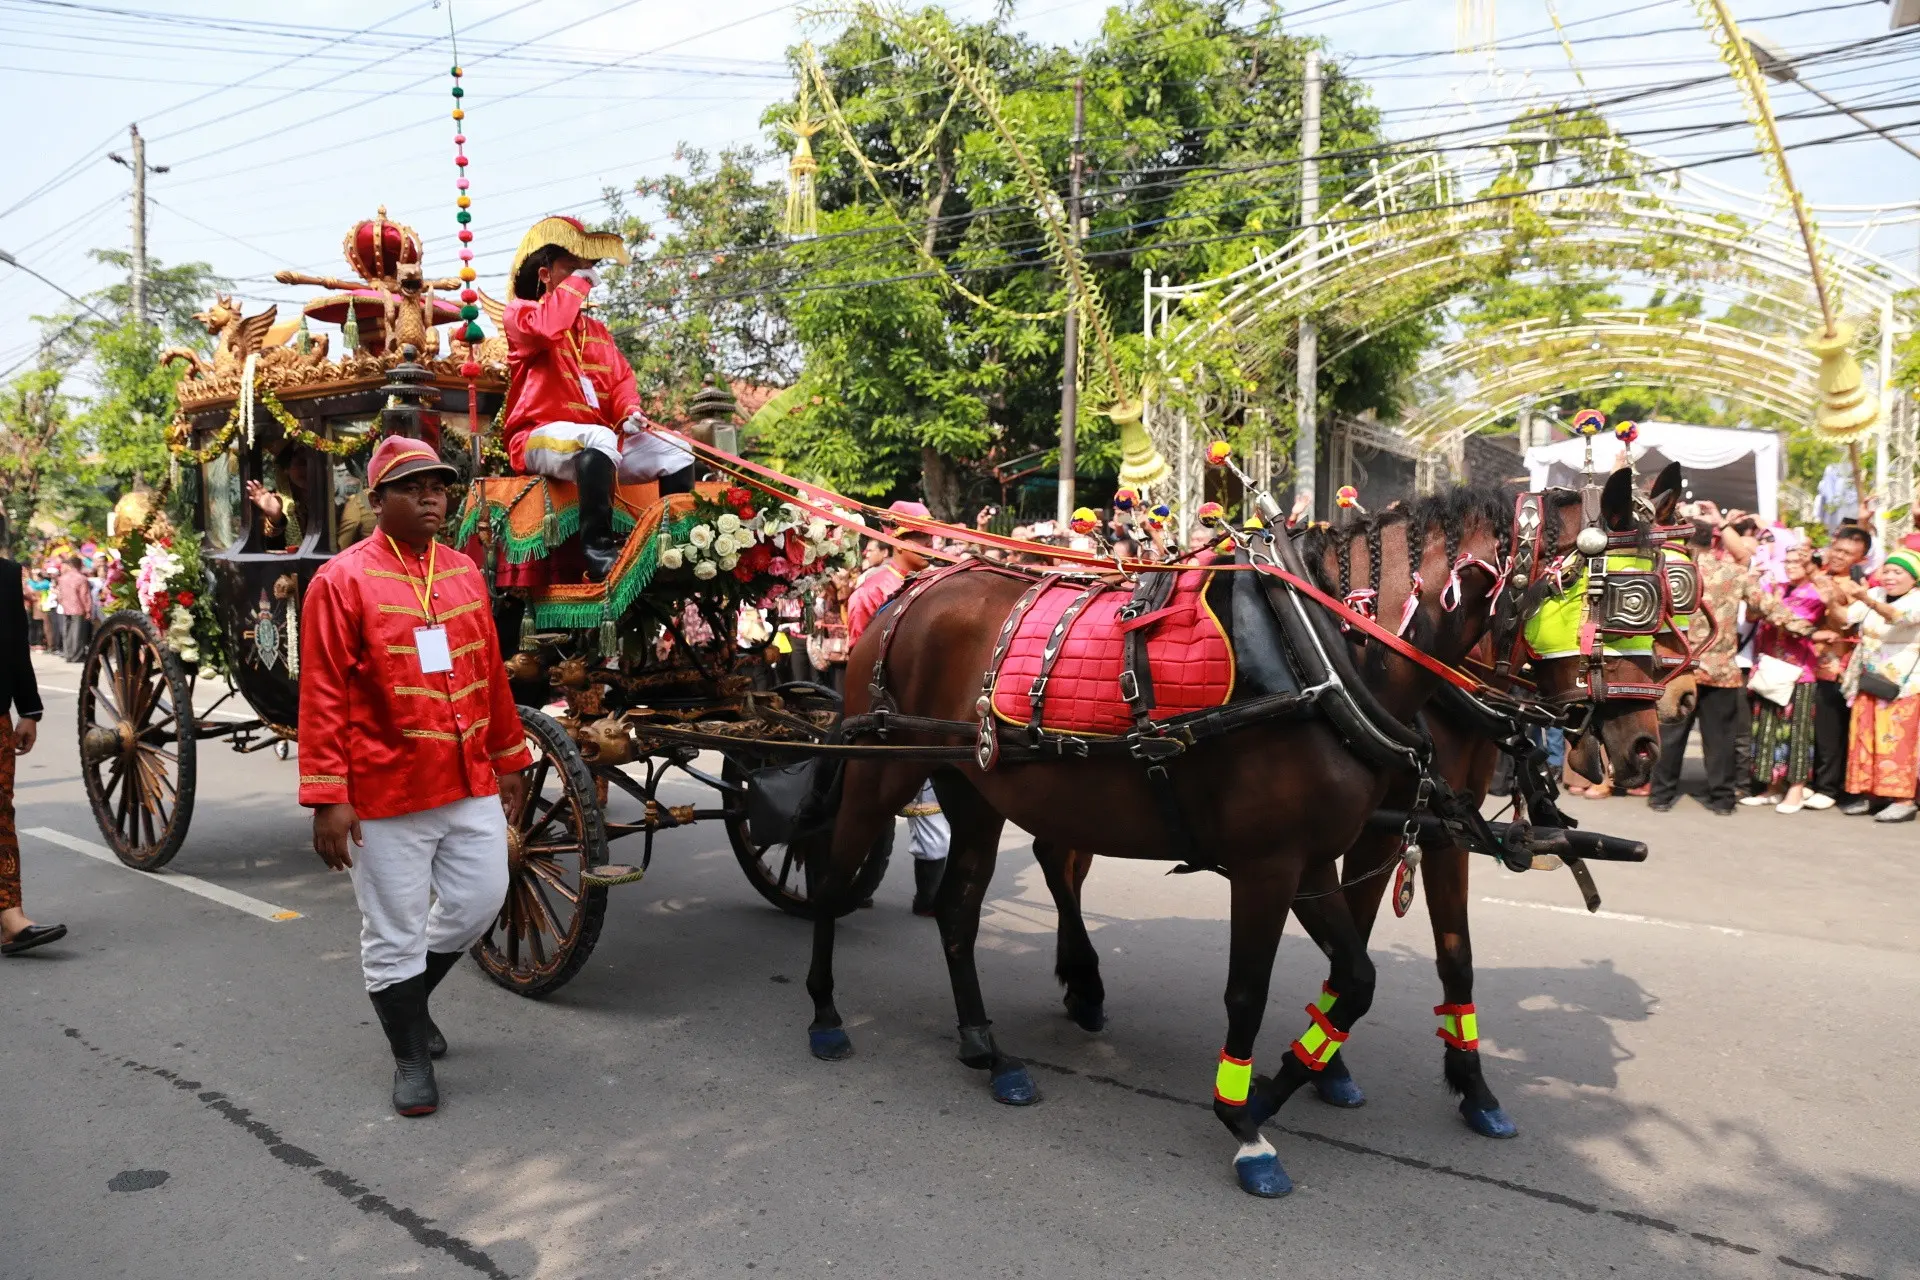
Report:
1214,1050,1254,1106
1290,1001,1349,1070
957,1023,996,1069
1435,1003,1480,1051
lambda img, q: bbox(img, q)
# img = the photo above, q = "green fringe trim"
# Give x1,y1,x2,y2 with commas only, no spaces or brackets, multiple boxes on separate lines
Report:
531,529,662,631
449,490,637,565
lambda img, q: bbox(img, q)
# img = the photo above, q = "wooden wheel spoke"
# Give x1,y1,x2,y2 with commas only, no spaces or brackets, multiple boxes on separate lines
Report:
526,856,580,904
774,843,798,892
521,793,569,847
525,872,571,939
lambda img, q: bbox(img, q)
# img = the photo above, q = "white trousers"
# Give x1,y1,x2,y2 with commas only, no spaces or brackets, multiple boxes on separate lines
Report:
903,780,949,861
348,794,510,992
521,421,694,484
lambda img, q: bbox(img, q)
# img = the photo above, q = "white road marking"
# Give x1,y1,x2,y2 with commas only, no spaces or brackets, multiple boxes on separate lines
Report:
1480,895,1744,936
25,827,302,922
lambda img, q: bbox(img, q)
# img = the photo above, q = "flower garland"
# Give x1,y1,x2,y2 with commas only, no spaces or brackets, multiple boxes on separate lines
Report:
169,382,375,464
116,517,225,673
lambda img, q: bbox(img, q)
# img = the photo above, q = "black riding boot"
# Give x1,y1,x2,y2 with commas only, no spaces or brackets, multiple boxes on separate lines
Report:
420,950,462,1059
911,857,946,917
657,464,695,497
368,975,439,1116
576,449,619,582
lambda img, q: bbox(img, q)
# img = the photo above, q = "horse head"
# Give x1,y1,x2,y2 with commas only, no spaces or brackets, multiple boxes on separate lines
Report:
1519,462,1699,790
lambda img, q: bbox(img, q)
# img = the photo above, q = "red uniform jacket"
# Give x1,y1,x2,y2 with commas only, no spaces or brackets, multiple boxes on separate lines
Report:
846,562,908,644
297,535,531,819
502,273,639,472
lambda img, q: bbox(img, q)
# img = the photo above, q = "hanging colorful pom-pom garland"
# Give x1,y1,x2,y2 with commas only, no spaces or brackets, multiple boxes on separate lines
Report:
450,60,482,376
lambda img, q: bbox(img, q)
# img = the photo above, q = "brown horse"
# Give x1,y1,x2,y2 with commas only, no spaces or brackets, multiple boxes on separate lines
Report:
802,476,1645,1198
1033,466,1699,1142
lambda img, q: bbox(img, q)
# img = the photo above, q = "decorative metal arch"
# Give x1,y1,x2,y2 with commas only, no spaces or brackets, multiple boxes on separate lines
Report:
1401,310,1822,440
1140,127,1920,526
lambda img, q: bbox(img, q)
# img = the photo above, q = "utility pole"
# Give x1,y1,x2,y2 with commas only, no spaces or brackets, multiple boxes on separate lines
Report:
1292,52,1321,521
109,124,167,329
1057,75,1085,525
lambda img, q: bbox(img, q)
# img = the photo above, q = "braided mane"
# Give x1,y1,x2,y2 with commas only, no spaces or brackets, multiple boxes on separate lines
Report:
1299,483,1517,597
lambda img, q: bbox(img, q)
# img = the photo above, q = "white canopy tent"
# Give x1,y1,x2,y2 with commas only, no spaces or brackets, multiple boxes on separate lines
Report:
1523,421,1781,521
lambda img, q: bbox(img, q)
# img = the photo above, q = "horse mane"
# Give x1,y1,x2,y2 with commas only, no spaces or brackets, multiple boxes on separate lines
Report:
1299,482,1518,597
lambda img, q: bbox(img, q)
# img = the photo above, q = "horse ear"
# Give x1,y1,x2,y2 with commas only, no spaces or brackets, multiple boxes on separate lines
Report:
1600,466,1638,531
1648,461,1683,524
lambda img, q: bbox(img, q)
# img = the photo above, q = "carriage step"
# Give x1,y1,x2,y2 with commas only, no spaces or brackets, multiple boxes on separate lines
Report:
583,864,645,887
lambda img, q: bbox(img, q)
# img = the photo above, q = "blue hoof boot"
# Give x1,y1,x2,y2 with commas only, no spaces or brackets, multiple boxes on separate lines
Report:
1234,1151,1293,1198
809,1027,853,1061
1460,1100,1518,1138
1313,1071,1366,1109
1064,994,1106,1033
991,1064,1039,1105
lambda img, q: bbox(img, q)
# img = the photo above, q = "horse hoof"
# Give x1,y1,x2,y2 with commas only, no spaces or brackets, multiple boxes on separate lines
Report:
1063,994,1106,1033
809,1028,853,1061
1459,1100,1518,1139
991,1064,1039,1105
1234,1152,1293,1198
1312,1072,1366,1109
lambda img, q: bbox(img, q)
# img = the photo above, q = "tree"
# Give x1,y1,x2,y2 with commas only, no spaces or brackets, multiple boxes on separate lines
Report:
601,0,1406,516
0,250,221,536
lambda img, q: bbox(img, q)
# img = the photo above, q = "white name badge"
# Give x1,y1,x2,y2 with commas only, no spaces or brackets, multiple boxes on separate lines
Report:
579,375,601,410
415,626,453,674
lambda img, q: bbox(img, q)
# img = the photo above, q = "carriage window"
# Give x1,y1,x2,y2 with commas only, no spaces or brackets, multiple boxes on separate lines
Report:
328,417,378,548
202,437,244,549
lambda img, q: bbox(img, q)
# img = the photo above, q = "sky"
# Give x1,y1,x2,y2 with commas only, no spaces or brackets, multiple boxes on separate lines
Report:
0,0,1915,377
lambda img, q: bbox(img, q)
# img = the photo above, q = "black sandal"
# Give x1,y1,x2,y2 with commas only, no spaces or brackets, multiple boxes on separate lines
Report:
2,923,67,956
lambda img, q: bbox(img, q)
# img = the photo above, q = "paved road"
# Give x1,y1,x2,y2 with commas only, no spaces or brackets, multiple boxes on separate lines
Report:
3,651,1916,1279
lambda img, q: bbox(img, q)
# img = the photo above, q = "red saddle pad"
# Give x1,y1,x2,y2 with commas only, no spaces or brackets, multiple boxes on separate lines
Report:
990,568,1234,736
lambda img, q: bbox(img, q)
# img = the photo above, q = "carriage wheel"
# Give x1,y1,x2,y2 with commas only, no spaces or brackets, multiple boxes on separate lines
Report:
722,754,893,919
77,612,197,871
472,707,609,998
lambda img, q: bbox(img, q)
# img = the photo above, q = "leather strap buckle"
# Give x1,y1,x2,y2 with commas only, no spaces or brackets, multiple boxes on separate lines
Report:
1128,733,1184,761
1118,669,1141,703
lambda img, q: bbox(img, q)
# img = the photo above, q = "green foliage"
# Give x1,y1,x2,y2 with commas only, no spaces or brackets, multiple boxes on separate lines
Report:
598,148,796,415
600,0,1404,516
0,251,222,539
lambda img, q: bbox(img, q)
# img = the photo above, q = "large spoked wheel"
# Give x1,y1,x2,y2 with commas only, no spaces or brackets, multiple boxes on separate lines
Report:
722,754,893,918
472,706,610,998
77,612,196,871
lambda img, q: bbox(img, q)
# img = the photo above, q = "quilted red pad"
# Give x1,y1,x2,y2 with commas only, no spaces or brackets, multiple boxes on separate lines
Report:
991,569,1234,736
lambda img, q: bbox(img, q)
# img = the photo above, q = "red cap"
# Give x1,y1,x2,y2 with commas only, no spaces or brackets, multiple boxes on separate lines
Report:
368,436,457,489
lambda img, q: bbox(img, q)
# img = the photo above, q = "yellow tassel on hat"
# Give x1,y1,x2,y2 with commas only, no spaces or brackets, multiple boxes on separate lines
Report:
1806,322,1878,442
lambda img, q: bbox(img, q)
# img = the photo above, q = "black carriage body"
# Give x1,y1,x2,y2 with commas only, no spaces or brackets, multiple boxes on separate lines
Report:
182,376,504,729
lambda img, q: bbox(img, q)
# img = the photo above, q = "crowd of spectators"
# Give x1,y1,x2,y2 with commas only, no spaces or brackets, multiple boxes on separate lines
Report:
1644,504,1920,821
19,543,119,664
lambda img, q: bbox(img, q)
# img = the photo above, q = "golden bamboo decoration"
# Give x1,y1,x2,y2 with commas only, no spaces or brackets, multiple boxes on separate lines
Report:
1693,0,1877,514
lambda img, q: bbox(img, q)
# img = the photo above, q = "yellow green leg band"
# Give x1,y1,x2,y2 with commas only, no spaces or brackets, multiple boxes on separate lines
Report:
1214,1051,1253,1105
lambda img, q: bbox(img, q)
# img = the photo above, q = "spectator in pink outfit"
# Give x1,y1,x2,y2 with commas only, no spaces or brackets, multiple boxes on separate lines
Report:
1744,544,1835,813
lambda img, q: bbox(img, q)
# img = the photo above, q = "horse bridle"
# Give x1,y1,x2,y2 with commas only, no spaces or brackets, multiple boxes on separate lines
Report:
1488,486,1709,736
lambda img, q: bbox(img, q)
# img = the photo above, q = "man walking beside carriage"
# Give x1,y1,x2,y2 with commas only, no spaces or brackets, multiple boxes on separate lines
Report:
299,436,530,1117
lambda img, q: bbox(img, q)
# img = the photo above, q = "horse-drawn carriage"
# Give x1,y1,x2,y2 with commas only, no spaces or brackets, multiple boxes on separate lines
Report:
78,211,878,997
